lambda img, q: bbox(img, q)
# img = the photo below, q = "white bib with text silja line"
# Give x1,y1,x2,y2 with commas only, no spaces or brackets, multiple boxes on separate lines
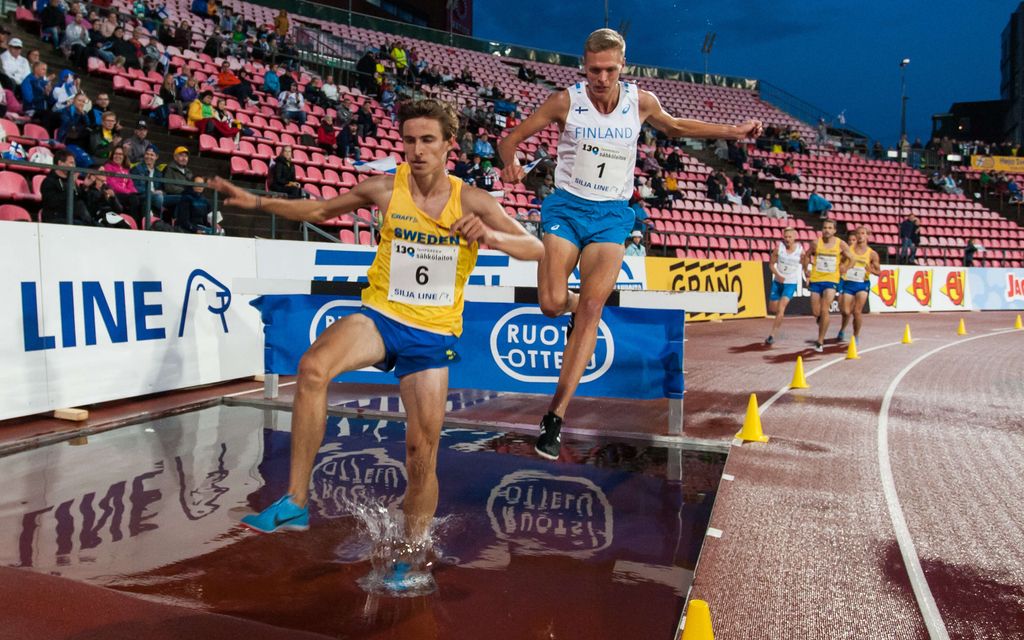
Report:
388,240,458,306
571,140,631,198
815,254,837,274
844,266,866,283
777,261,799,277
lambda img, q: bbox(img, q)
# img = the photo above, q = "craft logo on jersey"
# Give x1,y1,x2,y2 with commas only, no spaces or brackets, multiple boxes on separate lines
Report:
939,270,966,307
908,269,932,307
489,308,614,384
309,446,407,518
873,268,899,307
486,470,613,557
1006,273,1024,300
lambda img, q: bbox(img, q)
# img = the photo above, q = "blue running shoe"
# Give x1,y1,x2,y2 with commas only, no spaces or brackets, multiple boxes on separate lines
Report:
383,561,413,591
836,330,847,342
241,495,309,533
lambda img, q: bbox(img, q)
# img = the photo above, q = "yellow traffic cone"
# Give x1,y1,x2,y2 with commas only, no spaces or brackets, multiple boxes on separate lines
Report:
902,324,913,344
735,394,769,443
957,318,967,336
846,335,860,360
1014,314,1022,330
790,356,809,389
681,599,715,640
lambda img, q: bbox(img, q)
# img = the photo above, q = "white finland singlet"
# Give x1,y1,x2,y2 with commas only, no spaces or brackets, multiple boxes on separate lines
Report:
776,242,804,285
554,81,641,202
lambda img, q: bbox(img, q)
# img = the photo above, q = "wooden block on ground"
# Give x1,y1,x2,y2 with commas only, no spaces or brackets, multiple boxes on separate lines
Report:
253,373,266,382
53,408,89,422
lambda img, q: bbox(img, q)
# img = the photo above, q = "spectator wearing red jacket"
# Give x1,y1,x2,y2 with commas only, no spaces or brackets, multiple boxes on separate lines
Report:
316,114,338,153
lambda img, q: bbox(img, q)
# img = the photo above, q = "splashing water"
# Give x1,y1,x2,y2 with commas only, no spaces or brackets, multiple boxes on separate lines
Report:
338,497,450,597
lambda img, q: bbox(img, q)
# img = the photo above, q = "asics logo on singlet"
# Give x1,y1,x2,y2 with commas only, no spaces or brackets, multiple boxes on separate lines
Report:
550,224,560,231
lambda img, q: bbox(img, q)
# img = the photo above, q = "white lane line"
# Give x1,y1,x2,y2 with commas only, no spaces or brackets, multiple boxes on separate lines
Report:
223,380,296,398
758,342,902,415
877,329,1014,639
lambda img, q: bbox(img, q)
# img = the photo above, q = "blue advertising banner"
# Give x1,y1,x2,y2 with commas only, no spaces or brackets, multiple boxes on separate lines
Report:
967,268,1024,310
253,295,684,400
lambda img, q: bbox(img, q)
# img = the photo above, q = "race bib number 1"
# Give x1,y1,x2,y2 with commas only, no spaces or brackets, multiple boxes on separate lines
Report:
572,141,630,196
388,240,458,306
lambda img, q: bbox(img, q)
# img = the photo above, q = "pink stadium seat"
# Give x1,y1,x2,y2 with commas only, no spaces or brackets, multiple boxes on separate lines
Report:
0,171,37,202
339,229,356,244
0,204,31,221
230,156,251,177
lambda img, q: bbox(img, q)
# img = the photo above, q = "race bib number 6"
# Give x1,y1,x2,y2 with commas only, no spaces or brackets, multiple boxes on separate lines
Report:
389,240,458,306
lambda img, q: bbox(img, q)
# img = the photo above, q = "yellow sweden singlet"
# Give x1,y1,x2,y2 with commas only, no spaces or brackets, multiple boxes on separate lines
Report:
809,238,841,283
362,163,478,336
841,246,872,283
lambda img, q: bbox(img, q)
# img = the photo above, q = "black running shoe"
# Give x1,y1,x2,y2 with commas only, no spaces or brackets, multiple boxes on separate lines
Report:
535,412,563,460
565,313,576,340
764,335,774,345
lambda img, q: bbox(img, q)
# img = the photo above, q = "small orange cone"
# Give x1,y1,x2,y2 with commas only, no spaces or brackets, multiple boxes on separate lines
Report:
681,599,715,640
789,356,809,389
957,318,967,336
1014,314,1022,330
902,324,913,344
735,394,769,443
846,335,860,360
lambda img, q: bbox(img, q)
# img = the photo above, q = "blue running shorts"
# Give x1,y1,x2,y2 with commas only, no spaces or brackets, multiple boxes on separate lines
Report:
841,280,870,295
360,306,460,378
769,281,797,301
808,281,838,295
540,188,635,248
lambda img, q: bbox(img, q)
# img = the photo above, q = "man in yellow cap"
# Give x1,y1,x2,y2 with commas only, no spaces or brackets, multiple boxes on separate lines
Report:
161,145,194,216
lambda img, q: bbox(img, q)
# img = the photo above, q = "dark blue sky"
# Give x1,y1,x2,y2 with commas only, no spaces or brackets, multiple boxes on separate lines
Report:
474,0,1014,145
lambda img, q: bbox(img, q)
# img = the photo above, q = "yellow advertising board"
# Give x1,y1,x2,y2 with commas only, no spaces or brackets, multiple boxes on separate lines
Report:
969,155,1024,172
645,257,767,321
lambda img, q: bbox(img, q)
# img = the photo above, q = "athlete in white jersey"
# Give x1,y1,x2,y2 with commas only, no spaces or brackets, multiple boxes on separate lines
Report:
764,227,804,345
498,28,762,460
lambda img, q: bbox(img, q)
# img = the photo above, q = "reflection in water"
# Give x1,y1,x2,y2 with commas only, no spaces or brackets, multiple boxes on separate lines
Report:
0,405,726,639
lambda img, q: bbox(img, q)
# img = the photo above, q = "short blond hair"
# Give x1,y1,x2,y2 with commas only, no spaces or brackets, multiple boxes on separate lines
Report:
584,28,625,57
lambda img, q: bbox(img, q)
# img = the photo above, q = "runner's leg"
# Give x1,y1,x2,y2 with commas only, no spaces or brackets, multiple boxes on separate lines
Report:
817,289,836,344
852,291,868,339
398,366,448,541
537,233,581,317
769,296,790,338
288,313,387,506
547,241,624,417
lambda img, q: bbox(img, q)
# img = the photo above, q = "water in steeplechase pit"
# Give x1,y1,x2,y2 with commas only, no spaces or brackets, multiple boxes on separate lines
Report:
0,403,726,639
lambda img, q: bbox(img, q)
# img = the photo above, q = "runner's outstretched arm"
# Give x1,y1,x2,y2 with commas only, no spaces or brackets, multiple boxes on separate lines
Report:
454,186,544,262
496,91,569,184
210,175,390,223
641,91,762,140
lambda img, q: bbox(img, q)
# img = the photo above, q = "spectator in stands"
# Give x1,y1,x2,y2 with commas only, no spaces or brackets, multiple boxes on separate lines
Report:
20,61,51,120
252,32,272,61
898,213,920,265
84,92,109,128
174,175,213,232
473,132,495,160
218,5,235,33
102,146,143,223
151,73,175,126
124,120,150,164
304,77,329,109
278,86,306,125
1008,178,1023,204
274,9,290,39
780,157,801,183
1,39,31,90
179,76,198,106
356,102,376,139
321,75,340,107
815,118,827,145
536,173,555,201
262,63,281,95
336,120,360,160
807,189,833,219
40,0,67,50
625,230,646,257
459,66,477,87
390,41,409,79
316,114,338,153
705,170,725,204
51,69,76,112
379,82,396,120
203,30,227,59
41,150,96,225
335,96,353,127
439,66,456,89
189,91,239,139
452,151,473,182
89,110,122,164
215,62,244,100
759,190,787,219
727,140,747,167
476,160,498,191
963,238,983,267
84,174,128,222
57,92,91,148
109,25,141,69
636,176,656,203
62,12,90,65
130,145,164,215
269,145,303,199
161,146,193,211
664,147,682,172
355,50,377,95
518,65,537,83
940,171,963,196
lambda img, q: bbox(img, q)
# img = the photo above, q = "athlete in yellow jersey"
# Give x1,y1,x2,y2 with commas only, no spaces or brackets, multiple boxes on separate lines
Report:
802,219,855,352
836,226,880,343
835,230,859,341
211,101,543,555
